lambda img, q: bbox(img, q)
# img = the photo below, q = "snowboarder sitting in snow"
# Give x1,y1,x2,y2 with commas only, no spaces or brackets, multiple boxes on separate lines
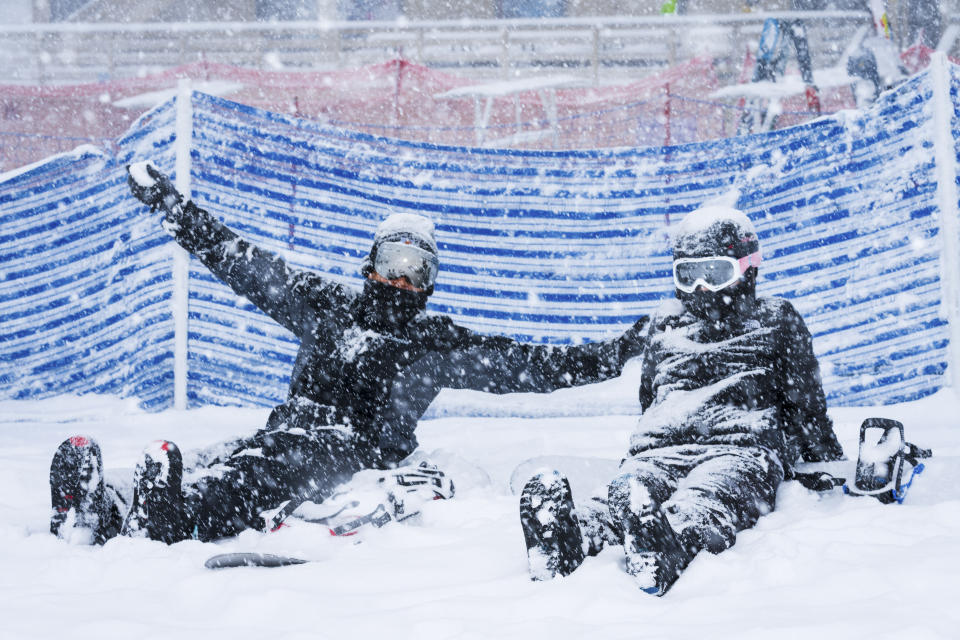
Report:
48,161,648,545
520,206,844,596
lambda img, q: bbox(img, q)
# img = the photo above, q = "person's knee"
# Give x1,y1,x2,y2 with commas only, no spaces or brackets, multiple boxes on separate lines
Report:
664,485,771,555
677,522,733,555
192,474,266,540
609,472,654,502
607,472,662,528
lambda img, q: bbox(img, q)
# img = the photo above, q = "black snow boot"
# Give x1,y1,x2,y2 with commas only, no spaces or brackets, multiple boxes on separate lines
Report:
519,471,586,581
50,436,124,544
121,440,190,544
608,474,691,596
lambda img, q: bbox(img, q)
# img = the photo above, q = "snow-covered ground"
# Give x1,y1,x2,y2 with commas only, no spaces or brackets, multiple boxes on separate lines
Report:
1,372,958,640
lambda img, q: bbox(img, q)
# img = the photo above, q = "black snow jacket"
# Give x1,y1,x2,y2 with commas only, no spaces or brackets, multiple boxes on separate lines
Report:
167,202,647,464
631,297,843,470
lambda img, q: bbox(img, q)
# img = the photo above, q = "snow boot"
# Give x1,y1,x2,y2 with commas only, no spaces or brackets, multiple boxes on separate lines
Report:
121,440,189,544
519,471,585,581
608,474,690,596
50,436,124,545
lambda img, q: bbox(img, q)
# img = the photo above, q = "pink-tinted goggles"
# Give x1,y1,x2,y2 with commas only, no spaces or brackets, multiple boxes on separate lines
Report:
672,251,762,293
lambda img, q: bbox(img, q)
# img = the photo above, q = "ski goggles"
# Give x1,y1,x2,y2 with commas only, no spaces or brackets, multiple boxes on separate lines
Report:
672,251,762,293
373,241,439,290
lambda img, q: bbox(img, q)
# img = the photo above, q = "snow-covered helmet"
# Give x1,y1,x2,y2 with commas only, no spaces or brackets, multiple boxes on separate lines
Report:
672,206,760,261
671,206,762,321
362,212,439,295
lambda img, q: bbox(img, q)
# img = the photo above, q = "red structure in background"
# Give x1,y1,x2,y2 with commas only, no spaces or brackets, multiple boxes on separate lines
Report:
0,57,725,171
0,46,945,173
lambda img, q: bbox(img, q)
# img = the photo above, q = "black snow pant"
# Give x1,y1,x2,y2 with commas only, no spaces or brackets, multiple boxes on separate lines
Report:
609,445,784,555
752,19,814,85
846,51,884,101
186,425,373,541
175,400,389,542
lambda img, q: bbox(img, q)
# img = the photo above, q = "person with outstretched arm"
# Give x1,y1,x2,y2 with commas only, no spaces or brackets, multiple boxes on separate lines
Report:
47,162,648,545
519,206,844,596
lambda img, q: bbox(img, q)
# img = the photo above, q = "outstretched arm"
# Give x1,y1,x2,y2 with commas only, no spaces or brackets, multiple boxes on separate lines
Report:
127,162,350,336
436,315,649,395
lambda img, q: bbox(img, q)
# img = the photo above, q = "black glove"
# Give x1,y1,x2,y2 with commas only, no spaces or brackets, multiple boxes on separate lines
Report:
126,162,182,213
616,315,649,364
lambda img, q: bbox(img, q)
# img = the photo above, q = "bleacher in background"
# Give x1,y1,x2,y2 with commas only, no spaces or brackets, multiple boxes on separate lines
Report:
1,60,958,412
0,11,881,171
0,13,872,86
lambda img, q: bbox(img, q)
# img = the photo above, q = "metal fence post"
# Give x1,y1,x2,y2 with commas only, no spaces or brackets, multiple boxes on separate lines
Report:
931,52,960,390
172,79,192,410
500,27,510,80
664,82,671,146
592,25,600,87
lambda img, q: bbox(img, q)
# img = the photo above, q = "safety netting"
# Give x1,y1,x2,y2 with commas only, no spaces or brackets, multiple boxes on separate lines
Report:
1,61,957,410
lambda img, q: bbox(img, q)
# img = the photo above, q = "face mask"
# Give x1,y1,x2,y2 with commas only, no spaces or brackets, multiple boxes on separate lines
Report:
676,267,757,323
358,279,428,330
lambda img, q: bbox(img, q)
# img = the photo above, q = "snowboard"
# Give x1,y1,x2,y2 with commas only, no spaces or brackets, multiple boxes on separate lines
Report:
509,455,620,500
204,552,309,569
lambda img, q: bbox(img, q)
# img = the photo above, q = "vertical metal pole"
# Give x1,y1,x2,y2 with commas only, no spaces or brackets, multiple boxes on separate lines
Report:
664,82,671,147
592,26,600,87
668,28,677,67
393,58,402,127
107,28,116,81
931,53,960,390
172,79,192,410
500,27,510,81
474,97,484,147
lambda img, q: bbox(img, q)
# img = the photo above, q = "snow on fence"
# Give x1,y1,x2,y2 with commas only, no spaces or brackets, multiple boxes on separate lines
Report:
2,57,959,412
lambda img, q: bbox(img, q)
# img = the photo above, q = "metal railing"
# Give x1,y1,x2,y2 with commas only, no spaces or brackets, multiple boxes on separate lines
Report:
0,12,875,86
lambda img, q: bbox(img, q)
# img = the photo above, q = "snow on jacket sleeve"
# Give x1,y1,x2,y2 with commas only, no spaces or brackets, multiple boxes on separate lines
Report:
776,301,845,463
438,316,649,394
164,201,350,337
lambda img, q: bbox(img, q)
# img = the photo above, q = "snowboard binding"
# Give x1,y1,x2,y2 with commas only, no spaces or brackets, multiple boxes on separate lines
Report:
844,418,932,505
287,462,455,537
380,461,455,522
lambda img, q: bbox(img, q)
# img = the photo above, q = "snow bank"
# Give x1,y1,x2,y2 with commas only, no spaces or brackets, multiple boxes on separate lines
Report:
1,389,957,639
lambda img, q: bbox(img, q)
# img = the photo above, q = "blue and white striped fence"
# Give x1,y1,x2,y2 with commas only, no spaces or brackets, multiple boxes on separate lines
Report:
2,56,959,411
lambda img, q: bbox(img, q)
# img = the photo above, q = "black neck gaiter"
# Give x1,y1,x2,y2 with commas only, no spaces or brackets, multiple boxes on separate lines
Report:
356,279,429,332
677,268,757,331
